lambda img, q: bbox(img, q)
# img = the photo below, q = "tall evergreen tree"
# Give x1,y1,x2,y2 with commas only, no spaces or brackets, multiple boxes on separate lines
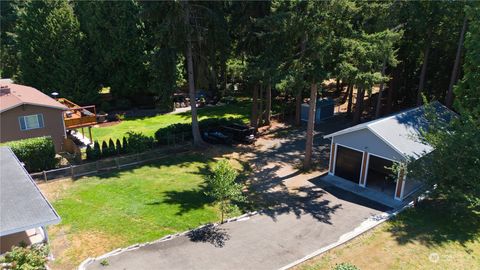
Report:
15,0,95,103
409,3,480,213
74,0,147,103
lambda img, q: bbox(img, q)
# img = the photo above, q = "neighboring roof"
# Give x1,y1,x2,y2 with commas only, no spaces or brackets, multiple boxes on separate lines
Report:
0,147,60,236
0,83,68,113
324,102,455,159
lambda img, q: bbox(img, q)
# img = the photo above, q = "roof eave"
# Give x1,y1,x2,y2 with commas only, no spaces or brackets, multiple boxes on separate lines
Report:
0,102,68,113
0,217,61,237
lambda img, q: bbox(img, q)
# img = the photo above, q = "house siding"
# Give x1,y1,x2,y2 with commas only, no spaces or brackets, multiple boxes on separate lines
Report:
0,105,65,152
332,129,404,162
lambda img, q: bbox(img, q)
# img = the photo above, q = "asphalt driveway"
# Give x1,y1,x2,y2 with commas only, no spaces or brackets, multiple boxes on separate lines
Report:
85,117,392,270
85,181,390,270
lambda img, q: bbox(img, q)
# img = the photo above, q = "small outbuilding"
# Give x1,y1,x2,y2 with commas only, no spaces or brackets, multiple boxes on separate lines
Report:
301,98,335,122
324,103,453,202
0,146,60,254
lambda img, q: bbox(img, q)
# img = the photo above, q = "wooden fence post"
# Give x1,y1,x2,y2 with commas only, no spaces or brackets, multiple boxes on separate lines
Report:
43,171,47,182
96,161,100,172
70,165,74,179
115,157,120,169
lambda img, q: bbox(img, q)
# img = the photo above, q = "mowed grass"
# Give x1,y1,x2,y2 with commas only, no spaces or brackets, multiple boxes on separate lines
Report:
296,200,480,270
92,101,251,142
42,153,227,269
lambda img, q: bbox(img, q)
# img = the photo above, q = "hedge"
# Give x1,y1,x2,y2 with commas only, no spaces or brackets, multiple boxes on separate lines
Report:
154,118,243,145
4,136,57,172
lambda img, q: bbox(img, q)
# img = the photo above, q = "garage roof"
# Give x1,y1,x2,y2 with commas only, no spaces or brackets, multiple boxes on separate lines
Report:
0,147,60,236
324,102,454,159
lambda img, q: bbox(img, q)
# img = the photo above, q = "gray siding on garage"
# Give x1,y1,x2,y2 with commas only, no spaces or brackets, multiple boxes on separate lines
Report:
332,129,404,162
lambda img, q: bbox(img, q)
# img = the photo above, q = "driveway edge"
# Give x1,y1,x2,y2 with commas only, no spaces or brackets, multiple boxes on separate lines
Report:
77,211,260,270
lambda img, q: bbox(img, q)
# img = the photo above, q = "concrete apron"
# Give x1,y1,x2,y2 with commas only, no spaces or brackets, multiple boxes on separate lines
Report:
320,174,408,209
77,201,414,270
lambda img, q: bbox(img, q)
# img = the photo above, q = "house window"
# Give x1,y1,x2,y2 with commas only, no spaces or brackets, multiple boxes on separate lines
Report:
19,114,44,130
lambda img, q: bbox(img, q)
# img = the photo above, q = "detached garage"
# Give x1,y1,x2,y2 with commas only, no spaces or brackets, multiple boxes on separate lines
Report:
324,103,453,201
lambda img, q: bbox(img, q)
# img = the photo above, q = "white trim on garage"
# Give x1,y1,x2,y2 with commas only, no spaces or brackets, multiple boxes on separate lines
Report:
361,153,369,188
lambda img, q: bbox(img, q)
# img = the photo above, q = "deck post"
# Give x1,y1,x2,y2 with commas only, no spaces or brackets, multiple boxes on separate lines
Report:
88,127,93,144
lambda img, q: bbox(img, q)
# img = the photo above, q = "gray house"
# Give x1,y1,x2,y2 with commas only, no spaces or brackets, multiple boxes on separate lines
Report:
0,146,60,254
324,103,453,202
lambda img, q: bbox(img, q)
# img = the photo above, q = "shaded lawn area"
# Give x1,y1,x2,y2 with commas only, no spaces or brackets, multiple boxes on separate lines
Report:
41,153,236,270
92,101,251,142
296,200,480,270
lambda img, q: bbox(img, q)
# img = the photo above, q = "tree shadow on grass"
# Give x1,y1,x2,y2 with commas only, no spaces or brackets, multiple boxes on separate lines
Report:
388,199,480,248
187,224,230,248
160,187,214,216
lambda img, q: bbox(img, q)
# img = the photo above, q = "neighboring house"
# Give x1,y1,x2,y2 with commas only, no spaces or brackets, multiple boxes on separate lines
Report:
0,83,68,152
323,103,453,202
0,146,60,254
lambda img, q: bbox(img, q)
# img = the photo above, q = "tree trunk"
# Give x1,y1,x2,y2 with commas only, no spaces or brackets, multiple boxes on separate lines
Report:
251,84,259,130
446,16,467,108
347,84,354,115
265,81,272,125
417,29,432,106
295,33,308,127
304,82,317,170
375,59,387,118
184,3,204,147
353,86,364,124
295,90,302,126
335,79,341,94
386,67,399,114
258,84,264,126
341,83,350,104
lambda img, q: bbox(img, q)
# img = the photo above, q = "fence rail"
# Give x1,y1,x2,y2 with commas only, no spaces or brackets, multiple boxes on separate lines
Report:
31,144,191,182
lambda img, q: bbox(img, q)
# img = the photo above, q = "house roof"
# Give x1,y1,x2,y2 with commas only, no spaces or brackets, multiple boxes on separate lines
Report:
324,102,455,159
0,83,68,113
0,147,60,236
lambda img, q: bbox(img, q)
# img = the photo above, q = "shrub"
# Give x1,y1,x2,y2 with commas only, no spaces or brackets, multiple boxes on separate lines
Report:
115,139,122,155
154,118,243,145
333,263,360,270
90,141,101,161
4,136,57,172
108,139,116,155
0,244,49,270
154,123,192,145
121,137,128,154
101,141,109,157
125,131,155,153
85,144,93,161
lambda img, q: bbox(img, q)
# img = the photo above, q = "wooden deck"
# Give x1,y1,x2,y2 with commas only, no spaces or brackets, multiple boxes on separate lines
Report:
58,98,97,129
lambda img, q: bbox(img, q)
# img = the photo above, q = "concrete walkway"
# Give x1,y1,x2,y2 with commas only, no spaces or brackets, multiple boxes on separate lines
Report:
84,180,391,270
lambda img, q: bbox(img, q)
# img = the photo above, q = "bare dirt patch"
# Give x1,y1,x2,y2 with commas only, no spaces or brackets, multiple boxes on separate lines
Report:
38,178,75,201
94,120,121,128
49,226,126,270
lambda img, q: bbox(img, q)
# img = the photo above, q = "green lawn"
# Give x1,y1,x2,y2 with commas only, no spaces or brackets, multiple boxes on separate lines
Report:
43,153,233,269
92,101,251,142
296,200,480,270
